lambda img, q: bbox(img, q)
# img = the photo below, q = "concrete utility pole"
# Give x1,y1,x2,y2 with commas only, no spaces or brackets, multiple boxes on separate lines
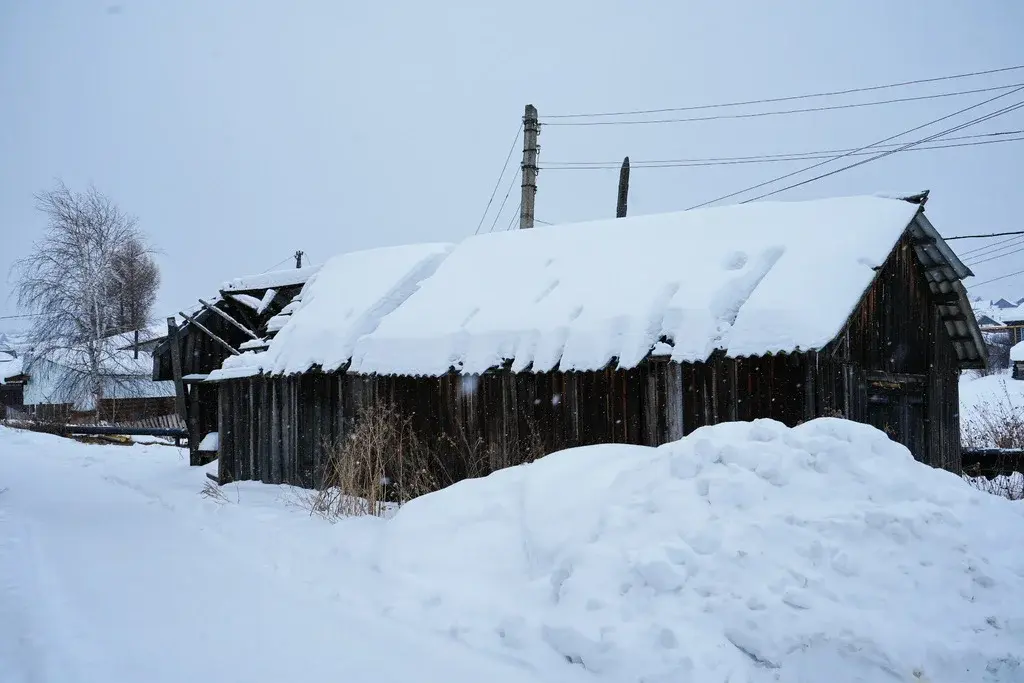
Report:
520,104,540,229
294,250,304,268
616,156,630,218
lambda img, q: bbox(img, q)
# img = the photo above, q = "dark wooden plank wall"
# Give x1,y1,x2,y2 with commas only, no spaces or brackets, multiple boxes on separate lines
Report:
819,233,961,471
219,363,695,488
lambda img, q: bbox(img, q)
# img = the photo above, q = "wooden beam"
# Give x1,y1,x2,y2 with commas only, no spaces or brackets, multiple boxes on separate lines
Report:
198,298,259,340
166,317,189,425
178,311,240,356
188,383,201,466
940,314,967,324
865,371,926,385
933,292,961,305
912,236,937,246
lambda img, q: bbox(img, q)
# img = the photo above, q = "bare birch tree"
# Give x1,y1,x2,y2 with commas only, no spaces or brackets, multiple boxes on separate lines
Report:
12,182,160,413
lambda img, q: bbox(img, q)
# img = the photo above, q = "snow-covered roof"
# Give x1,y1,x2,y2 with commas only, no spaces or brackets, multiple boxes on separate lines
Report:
209,243,452,379
221,265,321,293
969,298,1024,327
350,196,926,375
0,352,24,384
207,194,985,379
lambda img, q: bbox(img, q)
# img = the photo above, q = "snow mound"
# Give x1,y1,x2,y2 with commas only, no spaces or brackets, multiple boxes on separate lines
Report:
381,418,1024,683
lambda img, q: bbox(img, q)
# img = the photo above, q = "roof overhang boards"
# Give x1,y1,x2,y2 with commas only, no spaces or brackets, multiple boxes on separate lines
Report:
909,210,988,369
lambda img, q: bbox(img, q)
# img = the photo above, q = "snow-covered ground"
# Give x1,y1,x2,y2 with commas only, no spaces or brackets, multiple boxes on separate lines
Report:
2,419,1024,682
960,371,1024,419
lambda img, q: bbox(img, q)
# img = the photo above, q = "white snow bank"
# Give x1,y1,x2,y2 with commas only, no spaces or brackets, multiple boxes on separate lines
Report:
1012,341,1024,362
352,195,922,375
379,418,1024,682
212,243,452,378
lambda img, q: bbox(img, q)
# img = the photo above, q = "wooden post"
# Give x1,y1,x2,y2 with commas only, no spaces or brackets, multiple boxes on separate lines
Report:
167,317,188,427
133,328,139,360
187,384,202,466
519,104,540,230
616,156,630,218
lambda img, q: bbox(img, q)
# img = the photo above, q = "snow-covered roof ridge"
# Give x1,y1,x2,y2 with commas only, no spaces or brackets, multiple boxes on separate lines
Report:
350,195,928,375
221,264,321,293
209,242,454,379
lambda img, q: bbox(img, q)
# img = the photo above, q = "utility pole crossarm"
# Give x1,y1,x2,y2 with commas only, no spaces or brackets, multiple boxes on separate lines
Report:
520,104,540,229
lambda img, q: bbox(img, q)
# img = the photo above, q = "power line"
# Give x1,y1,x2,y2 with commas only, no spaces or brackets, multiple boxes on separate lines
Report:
0,313,43,321
542,130,1024,166
967,243,1024,267
504,201,522,232
542,83,1024,126
260,255,293,273
688,85,1024,209
959,236,1024,260
736,98,1024,204
474,123,523,235
947,230,1024,241
972,268,1024,288
539,135,1024,170
545,65,1024,119
487,168,521,234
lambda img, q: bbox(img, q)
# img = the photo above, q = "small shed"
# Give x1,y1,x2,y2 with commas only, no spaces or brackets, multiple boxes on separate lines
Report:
210,193,986,487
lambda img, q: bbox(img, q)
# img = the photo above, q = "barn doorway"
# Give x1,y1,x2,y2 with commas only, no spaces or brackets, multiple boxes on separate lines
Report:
864,374,927,462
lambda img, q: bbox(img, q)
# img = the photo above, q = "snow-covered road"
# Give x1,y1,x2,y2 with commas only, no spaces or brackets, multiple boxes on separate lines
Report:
0,429,552,683
3,420,1024,683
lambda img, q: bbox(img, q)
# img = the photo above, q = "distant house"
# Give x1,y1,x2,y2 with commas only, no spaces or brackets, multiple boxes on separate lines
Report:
205,193,985,487
0,351,27,418
20,328,175,422
151,265,319,463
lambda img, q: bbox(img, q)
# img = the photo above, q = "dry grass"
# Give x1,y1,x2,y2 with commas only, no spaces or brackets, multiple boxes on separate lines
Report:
964,473,1024,501
306,403,437,521
303,401,547,521
200,479,231,503
961,380,1024,500
961,382,1024,450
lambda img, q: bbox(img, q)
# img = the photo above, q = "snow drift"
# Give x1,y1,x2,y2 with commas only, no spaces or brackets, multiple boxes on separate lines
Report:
379,418,1024,683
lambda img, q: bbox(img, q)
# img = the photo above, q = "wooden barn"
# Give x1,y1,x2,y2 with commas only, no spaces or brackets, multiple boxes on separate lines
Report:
207,193,986,488
152,264,319,463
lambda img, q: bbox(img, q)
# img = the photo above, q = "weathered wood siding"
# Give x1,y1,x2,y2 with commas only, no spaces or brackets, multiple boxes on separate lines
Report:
218,364,689,487
820,234,962,471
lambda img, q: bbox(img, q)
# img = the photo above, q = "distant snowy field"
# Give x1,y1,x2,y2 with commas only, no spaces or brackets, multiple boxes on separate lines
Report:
2,419,1024,683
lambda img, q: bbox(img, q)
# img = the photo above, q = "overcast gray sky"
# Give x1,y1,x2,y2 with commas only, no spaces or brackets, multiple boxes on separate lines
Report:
2,1,1024,333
